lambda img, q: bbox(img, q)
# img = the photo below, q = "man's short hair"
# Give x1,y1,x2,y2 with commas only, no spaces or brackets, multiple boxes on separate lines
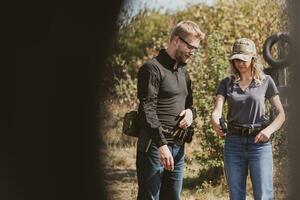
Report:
170,20,205,41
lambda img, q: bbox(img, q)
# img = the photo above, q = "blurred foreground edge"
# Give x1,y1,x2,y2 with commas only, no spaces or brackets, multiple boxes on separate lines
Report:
3,1,123,200
289,0,300,198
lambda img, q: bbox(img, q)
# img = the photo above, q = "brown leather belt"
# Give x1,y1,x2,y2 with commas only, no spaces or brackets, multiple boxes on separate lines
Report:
227,123,267,137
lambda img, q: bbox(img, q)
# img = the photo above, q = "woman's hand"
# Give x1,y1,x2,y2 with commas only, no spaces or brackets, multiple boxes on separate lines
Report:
211,95,226,137
254,130,271,143
255,95,286,143
212,123,226,137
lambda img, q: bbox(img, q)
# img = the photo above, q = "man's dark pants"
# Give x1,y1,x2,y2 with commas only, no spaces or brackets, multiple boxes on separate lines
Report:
136,143,184,200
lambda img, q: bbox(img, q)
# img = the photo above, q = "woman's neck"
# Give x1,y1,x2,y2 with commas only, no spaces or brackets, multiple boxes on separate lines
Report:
239,71,253,81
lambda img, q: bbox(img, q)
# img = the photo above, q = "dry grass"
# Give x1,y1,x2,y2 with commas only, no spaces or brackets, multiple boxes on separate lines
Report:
102,145,138,200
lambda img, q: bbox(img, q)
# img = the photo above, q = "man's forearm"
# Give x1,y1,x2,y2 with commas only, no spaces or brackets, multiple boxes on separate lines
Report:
140,100,167,148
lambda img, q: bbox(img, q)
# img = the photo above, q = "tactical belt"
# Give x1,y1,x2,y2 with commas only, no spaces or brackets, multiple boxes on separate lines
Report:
161,127,188,145
227,123,267,137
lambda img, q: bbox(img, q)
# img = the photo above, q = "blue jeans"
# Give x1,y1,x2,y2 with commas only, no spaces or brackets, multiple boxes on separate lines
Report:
224,134,274,200
136,143,184,200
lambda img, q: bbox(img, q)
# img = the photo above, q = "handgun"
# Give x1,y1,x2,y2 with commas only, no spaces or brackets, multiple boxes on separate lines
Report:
219,117,227,134
176,114,186,129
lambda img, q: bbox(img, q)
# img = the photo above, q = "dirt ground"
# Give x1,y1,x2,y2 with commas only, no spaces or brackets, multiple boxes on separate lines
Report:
102,146,235,200
104,168,138,199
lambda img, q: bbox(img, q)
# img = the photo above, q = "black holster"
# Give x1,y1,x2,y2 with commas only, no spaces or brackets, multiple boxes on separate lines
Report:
161,124,195,145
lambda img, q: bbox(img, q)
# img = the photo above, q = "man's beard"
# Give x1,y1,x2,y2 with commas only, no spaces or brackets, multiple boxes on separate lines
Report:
175,49,188,64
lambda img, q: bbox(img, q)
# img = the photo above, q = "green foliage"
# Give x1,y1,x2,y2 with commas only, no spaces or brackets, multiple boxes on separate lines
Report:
112,10,172,78
106,0,289,197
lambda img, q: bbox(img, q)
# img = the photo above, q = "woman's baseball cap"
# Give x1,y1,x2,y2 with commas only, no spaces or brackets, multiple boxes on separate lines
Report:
229,38,257,61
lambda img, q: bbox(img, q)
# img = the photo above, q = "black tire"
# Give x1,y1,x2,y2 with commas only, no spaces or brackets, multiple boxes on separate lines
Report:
263,33,291,68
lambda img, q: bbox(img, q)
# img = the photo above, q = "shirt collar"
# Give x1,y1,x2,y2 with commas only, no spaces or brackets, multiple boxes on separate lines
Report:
156,49,186,71
232,77,257,89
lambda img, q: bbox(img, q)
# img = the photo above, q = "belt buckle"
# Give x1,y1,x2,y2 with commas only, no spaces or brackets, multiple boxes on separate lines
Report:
248,125,256,136
245,125,256,136
241,127,250,136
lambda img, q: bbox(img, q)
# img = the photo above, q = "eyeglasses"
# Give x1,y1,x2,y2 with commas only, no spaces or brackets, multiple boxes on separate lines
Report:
179,36,199,51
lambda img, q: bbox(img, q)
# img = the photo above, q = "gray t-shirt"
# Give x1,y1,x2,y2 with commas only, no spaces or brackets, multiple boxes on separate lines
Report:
216,75,279,125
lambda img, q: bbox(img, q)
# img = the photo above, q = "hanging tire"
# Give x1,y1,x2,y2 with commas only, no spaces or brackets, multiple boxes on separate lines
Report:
263,33,291,68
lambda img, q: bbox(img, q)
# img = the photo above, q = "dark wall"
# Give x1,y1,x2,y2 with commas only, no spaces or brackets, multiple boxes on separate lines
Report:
289,0,300,198
3,1,123,200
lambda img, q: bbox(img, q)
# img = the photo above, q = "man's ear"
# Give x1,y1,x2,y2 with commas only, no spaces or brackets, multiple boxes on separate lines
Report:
171,36,179,45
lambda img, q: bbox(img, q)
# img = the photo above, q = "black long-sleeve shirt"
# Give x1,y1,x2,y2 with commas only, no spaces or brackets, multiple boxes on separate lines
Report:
137,49,196,147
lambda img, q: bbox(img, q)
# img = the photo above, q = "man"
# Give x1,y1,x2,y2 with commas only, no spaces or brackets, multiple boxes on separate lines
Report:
136,21,205,200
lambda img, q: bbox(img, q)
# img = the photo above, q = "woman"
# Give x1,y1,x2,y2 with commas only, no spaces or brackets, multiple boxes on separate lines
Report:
211,38,285,200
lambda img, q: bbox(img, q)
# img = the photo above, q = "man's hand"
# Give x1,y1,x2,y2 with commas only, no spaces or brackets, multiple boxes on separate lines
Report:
158,145,174,171
254,130,271,143
178,109,193,129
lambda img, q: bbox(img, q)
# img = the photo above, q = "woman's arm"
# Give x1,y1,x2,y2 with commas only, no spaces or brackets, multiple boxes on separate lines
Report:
255,95,286,143
211,94,226,136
